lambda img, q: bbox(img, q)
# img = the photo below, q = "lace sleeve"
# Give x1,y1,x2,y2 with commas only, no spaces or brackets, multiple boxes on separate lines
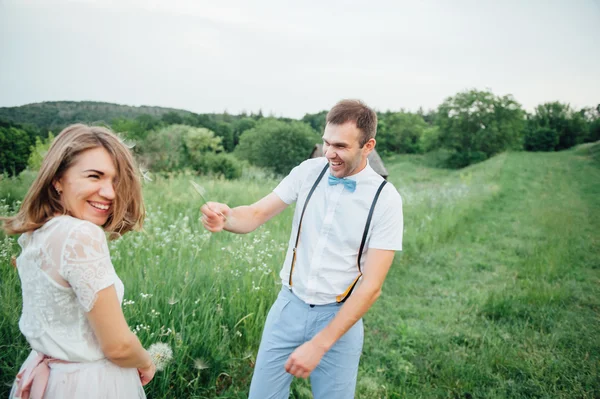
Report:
60,221,116,312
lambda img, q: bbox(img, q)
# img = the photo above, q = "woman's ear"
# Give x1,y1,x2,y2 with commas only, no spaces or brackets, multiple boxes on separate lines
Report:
53,180,63,195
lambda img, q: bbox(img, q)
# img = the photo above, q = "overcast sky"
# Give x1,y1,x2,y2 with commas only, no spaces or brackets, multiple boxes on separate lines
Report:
1,0,599,118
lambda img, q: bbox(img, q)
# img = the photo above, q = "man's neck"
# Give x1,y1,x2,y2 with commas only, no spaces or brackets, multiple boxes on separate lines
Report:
345,159,368,178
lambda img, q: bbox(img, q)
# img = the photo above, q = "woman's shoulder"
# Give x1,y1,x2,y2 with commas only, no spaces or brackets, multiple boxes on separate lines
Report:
40,215,98,238
34,216,107,253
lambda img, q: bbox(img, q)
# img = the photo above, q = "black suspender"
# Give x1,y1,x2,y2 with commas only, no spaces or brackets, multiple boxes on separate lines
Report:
288,163,388,303
340,179,387,302
288,164,329,286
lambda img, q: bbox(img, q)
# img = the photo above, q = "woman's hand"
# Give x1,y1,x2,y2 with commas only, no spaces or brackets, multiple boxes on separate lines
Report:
138,362,156,386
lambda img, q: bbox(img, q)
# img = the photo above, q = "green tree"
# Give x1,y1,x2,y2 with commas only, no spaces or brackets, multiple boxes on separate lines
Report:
528,102,587,150
419,125,442,153
436,89,525,167
184,127,224,169
377,112,428,154
588,118,600,143
301,111,328,134
27,132,55,171
138,124,234,177
0,124,31,176
236,119,320,175
161,111,184,125
138,125,187,171
111,114,162,141
232,118,257,148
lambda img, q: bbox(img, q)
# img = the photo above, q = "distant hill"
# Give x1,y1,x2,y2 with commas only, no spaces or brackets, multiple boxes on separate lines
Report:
0,101,194,131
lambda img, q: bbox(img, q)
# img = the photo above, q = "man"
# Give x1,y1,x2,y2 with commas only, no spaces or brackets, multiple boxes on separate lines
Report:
200,99,403,398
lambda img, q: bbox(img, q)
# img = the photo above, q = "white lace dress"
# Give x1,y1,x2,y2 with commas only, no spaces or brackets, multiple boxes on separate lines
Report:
9,215,146,399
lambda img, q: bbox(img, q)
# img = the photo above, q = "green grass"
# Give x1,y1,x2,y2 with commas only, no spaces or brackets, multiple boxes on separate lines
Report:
1,148,599,398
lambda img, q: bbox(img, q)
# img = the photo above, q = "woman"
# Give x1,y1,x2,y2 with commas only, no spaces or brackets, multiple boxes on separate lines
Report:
3,124,155,399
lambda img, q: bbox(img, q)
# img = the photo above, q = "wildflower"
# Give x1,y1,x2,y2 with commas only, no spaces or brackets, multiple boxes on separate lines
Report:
147,343,173,371
194,358,209,370
168,296,179,306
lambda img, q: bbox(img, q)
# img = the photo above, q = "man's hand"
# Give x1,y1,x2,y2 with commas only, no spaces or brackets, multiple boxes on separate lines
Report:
200,202,231,232
284,340,327,379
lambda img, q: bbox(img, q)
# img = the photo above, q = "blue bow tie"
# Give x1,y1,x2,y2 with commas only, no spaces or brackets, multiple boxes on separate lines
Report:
328,175,357,193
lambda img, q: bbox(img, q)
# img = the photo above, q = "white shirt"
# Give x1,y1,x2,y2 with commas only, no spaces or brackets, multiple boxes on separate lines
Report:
274,157,403,305
16,215,124,362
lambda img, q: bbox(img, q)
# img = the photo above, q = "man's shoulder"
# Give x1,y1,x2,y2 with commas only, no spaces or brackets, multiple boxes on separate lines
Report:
378,179,402,207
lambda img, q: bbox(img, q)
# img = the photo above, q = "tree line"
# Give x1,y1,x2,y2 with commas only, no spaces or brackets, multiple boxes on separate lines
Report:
1,90,599,177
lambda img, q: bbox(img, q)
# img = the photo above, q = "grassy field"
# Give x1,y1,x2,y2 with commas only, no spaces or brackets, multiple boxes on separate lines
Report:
1,146,599,398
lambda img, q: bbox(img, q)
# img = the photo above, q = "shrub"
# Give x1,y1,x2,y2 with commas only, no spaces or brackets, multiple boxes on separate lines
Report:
524,127,559,152
235,119,319,175
445,150,488,169
193,152,242,179
138,125,223,172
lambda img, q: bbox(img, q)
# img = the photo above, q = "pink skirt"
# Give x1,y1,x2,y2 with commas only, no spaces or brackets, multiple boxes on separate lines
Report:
10,350,146,399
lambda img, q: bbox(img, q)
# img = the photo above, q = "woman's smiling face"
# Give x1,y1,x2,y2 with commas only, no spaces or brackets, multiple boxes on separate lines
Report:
55,146,117,226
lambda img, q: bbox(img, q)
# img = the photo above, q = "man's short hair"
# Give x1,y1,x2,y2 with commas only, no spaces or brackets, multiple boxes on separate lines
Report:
326,100,377,147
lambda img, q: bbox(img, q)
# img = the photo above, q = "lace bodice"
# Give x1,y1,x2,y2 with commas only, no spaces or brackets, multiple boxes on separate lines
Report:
16,215,124,362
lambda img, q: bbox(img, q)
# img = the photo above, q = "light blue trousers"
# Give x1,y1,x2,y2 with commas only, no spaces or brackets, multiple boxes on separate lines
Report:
249,287,364,399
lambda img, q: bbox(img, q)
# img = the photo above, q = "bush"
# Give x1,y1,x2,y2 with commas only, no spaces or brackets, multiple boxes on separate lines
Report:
524,127,559,152
445,150,488,169
235,119,319,175
193,152,242,179
138,125,223,172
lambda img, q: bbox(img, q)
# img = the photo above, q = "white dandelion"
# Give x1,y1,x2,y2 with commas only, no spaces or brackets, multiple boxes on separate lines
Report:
147,342,173,371
194,358,209,370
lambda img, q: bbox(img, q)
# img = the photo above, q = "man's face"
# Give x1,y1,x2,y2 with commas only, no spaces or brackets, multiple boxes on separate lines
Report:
322,121,374,178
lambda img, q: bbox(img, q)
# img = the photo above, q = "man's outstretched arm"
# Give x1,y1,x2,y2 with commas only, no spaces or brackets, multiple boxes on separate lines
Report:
201,192,289,234
284,248,396,378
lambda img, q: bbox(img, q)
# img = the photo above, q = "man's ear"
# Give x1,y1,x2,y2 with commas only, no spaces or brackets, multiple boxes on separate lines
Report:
364,138,376,153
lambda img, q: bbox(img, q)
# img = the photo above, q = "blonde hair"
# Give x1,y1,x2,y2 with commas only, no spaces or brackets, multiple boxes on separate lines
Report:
2,124,145,238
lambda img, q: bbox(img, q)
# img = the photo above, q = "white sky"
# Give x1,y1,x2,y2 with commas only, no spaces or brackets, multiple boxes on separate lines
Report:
1,0,599,118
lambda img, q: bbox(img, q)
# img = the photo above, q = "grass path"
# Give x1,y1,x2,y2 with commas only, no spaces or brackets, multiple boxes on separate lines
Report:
356,149,600,398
